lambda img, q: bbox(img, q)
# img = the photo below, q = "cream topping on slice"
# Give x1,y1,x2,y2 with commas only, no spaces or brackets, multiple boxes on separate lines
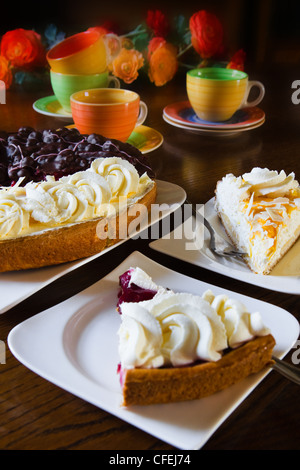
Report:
242,167,299,197
119,291,227,368
118,268,271,369
202,289,270,348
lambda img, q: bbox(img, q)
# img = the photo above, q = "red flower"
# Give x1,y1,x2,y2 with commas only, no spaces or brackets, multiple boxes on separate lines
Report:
227,49,246,71
0,55,12,89
147,37,166,60
189,10,223,59
87,26,110,36
0,28,46,69
87,21,118,36
146,10,169,38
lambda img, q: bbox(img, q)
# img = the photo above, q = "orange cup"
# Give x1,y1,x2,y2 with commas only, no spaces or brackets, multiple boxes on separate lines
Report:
47,30,121,74
70,88,148,142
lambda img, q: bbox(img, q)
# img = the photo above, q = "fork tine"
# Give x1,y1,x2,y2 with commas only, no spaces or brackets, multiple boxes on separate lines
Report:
186,198,246,259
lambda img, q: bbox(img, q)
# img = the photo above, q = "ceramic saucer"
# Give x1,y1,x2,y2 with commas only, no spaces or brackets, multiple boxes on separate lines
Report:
127,125,163,153
163,113,265,137
33,95,73,121
66,124,163,154
163,101,265,131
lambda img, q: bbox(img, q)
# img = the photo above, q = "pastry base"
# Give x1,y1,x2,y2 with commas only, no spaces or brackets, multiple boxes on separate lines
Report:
121,334,275,406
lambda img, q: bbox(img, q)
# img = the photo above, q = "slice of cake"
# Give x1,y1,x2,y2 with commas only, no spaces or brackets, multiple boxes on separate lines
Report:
117,267,275,406
215,167,300,274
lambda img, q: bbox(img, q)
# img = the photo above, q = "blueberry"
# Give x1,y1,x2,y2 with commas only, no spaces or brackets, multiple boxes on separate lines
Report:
18,126,35,136
87,133,105,145
20,156,34,168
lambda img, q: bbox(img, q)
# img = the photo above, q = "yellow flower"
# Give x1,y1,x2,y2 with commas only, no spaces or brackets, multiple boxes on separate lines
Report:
0,55,12,89
111,47,144,84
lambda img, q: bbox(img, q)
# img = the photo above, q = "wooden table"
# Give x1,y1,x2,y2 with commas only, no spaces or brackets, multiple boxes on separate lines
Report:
0,66,299,451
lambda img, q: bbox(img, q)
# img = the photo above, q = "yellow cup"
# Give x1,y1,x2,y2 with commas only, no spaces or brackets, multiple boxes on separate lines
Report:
47,30,121,75
186,68,265,122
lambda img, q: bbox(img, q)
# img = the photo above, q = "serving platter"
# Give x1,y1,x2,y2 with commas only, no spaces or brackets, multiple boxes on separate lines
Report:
0,180,186,314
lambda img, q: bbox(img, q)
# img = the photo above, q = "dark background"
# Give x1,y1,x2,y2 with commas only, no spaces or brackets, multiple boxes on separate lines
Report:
2,0,300,68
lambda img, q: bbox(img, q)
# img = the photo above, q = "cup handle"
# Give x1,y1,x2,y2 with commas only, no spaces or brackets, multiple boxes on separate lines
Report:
107,75,120,88
136,101,148,127
243,80,265,107
103,34,121,65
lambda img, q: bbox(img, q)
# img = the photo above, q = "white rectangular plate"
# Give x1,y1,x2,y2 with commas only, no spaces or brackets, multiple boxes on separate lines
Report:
8,251,299,450
0,180,186,314
150,198,300,294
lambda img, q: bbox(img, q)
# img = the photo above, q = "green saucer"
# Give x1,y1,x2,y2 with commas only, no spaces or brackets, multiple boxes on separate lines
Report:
127,125,163,153
33,95,73,120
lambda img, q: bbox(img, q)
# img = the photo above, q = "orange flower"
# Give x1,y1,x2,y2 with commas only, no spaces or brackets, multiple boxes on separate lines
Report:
111,47,144,84
121,37,134,50
148,40,178,86
0,28,46,69
0,55,13,89
227,49,246,71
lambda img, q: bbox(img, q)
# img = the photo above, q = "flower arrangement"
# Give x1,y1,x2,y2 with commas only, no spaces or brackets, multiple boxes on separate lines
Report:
0,9,245,90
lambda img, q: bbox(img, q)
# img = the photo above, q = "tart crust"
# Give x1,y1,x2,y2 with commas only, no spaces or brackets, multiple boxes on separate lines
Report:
121,334,275,406
0,182,156,272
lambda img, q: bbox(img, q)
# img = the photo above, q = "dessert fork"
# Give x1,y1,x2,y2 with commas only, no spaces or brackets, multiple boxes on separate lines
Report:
186,199,246,259
271,356,300,385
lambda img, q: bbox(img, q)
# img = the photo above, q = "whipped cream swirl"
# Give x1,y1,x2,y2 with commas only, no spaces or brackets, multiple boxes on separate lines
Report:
242,167,299,197
202,290,270,348
91,157,140,199
0,193,29,238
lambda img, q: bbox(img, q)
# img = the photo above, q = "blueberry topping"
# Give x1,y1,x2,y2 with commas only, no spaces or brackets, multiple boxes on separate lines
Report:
0,127,155,186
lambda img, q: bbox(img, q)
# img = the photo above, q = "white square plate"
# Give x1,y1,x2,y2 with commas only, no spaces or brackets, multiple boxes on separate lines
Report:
150,198,300,294
0,180,186,314
8,251,299,450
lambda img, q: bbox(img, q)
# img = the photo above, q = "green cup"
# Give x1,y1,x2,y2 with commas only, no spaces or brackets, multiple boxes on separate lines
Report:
50,70,120,113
